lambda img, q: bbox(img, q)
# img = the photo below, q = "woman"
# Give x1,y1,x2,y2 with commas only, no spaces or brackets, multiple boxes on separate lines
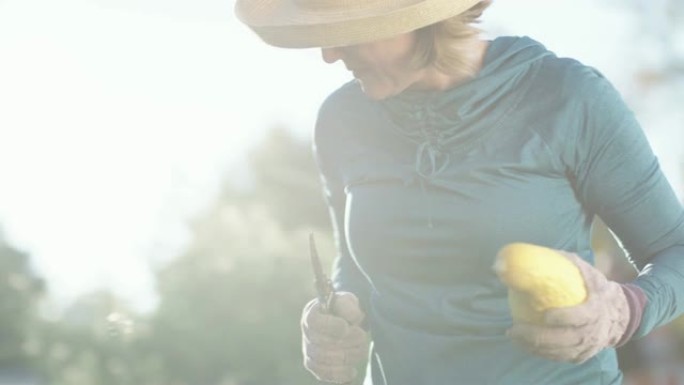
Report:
235,1,684,384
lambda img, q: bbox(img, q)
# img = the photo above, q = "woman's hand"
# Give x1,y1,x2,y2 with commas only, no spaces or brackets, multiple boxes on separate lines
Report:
301,291,370,383
506,252,632,364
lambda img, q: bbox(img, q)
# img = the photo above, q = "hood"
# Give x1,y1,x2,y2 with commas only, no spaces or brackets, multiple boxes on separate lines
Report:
379,36,555,178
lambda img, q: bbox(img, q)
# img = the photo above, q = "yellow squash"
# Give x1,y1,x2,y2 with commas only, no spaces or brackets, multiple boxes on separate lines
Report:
493,242,588,324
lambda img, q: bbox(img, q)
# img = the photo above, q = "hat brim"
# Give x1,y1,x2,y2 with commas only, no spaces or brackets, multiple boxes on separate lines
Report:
236,0,482,48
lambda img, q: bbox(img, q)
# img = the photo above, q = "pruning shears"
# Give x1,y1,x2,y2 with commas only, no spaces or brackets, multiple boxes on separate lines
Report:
308,234,388,385
309,233,337,313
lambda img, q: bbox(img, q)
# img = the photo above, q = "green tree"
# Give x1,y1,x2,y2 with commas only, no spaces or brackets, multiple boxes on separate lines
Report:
36,290,165,385
0,231,44,369
148,127,331,385
244,126,330,231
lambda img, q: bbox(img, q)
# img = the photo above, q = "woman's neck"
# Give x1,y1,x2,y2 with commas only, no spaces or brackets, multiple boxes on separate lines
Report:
411,39,490,92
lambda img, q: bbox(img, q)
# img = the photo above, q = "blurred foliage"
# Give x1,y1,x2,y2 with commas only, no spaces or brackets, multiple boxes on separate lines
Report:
0,233,44,370
35,291,164,385
27,127,333,385
143,126,332,384
244,126,330,231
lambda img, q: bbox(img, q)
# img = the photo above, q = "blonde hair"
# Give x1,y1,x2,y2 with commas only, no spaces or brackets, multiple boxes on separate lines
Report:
411,0,492,77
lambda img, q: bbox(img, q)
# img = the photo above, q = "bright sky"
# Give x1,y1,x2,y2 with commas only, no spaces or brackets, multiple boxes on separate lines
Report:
0,0,681,313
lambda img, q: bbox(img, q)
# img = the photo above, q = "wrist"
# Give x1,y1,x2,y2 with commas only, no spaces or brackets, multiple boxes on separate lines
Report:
616,283,648,347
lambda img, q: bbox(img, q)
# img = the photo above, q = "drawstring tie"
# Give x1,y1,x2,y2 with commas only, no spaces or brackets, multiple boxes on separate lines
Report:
413,108,453,228
382,96,461,228
415,140,450,229
415,140,450,179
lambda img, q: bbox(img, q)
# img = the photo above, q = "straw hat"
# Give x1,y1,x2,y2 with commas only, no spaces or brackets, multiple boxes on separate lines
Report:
235,0,483,48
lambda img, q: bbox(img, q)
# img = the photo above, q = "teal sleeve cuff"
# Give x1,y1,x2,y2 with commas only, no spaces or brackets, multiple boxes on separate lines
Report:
632,245,684,338
616,283,647,346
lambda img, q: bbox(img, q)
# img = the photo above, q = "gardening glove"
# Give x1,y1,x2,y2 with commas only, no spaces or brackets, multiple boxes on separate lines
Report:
301,291,370,384
507,252,646,364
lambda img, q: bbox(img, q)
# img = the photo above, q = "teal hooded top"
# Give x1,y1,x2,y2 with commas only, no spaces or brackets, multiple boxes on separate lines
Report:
312,36,684,385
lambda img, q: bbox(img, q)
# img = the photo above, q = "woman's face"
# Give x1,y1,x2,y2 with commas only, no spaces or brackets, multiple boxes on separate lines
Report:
321,32,425,100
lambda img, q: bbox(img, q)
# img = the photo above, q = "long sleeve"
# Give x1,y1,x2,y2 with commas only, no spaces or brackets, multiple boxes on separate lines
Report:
321,166,373,307
562,68,684,338
312,109,373,314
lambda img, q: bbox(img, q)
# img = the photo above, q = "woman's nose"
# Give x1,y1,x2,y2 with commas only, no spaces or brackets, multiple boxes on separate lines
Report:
321,47,344,63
